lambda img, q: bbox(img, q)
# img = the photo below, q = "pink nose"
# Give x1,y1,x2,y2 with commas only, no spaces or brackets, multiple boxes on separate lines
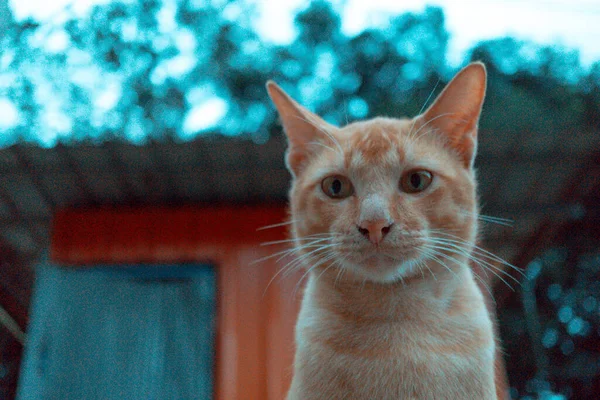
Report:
357,220,393,245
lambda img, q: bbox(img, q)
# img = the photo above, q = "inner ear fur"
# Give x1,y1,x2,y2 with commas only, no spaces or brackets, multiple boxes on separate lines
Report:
418,62,487,168
266,81,338,176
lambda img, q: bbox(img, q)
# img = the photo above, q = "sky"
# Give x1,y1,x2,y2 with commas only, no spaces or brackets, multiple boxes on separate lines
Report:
8,0,600,67
3,0,600,145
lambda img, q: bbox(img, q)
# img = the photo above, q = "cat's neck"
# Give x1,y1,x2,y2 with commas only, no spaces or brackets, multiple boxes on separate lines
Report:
305,262,477,323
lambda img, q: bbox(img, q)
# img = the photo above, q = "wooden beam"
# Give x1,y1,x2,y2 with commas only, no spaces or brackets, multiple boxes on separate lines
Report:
51,205,289,266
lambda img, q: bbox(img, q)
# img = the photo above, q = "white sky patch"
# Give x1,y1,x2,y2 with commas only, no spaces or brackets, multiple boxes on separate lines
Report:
8,0,113,20
10,0,600,67
94,82,122,111
35,109,73,147
0,98,20,129
259,0,600,67
150,54,198,85
251,0,307,43
44,30,70,53
182,97,228,137
43,109,72,134
175,28,197,52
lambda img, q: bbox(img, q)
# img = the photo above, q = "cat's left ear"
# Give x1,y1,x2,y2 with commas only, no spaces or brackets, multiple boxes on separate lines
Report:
417,62,487,169
266,81,338,177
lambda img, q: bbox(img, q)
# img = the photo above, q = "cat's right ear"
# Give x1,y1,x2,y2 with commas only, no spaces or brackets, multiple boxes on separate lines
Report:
266,81,338,177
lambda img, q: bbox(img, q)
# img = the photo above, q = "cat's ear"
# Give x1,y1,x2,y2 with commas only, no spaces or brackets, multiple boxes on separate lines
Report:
418,62,487,169
266,81,338,177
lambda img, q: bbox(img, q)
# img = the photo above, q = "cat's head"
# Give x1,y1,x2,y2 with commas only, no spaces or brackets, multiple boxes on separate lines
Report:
267,63,486,283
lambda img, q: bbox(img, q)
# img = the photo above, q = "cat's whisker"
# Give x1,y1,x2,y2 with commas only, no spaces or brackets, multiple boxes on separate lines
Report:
313,257,343,288
426,239,520,284
417,260,425,279
419,248,461,280
252,248,298,266
290,115,344,156
256,219,299,231
360,276,368,292
292,249,340,298
280,244,339,280
427,243,517,286
429,229,521,267
423,245,497,312
427,231,526,278
251,242,331,266
425,243,518,290
254,235,339,272
477,213,513,224
255,236,333,259
477,216,513,227
481,217,512,226
417,256,437,281
471,269,496,302
406,79,441,140
457,210,514,227
342,95,350,126
265,244,333,295
419,79,442,114
427,239,502,271
410,112,457,142
334,262,347,288
265,246,335,296
308,141,337,154
260,235,331,247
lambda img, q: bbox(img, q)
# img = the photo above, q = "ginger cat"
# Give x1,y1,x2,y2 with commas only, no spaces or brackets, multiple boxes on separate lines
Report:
267,63,498,399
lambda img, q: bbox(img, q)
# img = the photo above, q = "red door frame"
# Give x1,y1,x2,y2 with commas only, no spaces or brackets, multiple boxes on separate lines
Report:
51,205,298,400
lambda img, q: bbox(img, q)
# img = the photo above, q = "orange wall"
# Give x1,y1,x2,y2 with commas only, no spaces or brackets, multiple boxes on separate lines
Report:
51,206,300,400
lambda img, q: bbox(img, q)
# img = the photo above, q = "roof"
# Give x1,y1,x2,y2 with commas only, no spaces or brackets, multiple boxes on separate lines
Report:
1,127,599,309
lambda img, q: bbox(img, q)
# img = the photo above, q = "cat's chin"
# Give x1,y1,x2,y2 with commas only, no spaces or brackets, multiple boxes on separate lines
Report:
342,255,422,284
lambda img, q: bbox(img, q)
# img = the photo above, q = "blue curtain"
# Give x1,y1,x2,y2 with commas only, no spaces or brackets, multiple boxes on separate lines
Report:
18,263,216,400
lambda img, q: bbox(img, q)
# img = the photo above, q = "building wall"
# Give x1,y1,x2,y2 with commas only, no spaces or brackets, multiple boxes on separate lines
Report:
47,206,299,400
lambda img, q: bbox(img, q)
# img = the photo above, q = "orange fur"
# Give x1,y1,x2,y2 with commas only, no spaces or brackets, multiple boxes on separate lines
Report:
267,63,497,399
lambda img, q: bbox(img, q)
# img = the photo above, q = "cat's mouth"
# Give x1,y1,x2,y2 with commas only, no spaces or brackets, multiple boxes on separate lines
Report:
340,245,423,282
362,253,400,267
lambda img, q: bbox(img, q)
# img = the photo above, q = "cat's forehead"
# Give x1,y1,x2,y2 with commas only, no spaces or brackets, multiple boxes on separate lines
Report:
338,118,414,166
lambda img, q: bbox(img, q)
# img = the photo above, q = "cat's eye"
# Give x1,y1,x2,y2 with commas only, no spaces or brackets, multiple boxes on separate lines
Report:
321,175,354,199
400,170,433,193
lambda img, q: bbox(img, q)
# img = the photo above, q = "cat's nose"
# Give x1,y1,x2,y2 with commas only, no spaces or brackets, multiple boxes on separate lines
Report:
357,220,393,245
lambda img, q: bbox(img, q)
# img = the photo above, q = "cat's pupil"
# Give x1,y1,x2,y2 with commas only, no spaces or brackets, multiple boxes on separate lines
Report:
410,173,421,188
331,179,342,194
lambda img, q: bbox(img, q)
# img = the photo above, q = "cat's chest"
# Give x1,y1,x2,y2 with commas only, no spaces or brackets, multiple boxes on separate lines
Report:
295,317,496,400
294,345,495,400
299,310,492,362
298,288,493,358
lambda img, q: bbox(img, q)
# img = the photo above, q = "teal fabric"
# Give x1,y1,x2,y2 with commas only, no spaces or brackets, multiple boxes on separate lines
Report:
18,264,216,400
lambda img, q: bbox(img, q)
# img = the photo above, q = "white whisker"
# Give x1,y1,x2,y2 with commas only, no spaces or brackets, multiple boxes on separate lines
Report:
424,243,517,290
428,230,526,278
292,249,340,298
308,141,337,153
407,79,441,139
427,239,520,284
411,112,457,142
457,210,514,227
290,115,344,156
256,219,299,231
260,234,331,247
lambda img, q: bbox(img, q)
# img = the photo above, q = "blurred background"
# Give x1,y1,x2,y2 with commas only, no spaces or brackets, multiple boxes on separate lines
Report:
0,0,599,399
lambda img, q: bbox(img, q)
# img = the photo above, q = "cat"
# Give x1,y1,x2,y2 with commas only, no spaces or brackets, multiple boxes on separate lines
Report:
267,62,499,399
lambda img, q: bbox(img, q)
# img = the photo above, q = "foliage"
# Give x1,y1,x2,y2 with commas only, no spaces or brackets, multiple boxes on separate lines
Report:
1,0,597,148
